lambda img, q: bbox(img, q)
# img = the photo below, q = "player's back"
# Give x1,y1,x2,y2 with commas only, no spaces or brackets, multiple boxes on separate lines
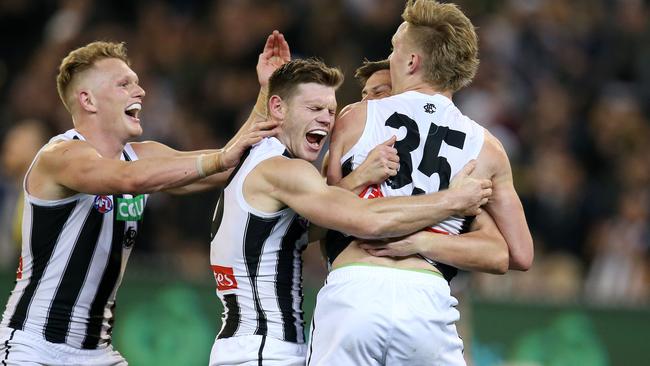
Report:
331,91,485,277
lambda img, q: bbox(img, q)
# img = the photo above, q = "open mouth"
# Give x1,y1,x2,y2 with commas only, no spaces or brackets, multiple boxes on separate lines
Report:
306,129,327,150
125,102,142,121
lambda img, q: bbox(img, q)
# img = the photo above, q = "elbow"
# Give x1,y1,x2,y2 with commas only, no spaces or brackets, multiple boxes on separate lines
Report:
351,216,390,239
120,171,152,194
493,252,509,275
510,250,534,271
487,246,509,275
520,253,534,271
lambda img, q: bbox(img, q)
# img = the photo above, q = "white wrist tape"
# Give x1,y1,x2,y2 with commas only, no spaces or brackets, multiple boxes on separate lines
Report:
196,154,207,178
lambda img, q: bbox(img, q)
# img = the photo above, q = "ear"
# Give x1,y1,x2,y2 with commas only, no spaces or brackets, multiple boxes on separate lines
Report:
407,53,421,75
78,90,98,113
268,95,285,121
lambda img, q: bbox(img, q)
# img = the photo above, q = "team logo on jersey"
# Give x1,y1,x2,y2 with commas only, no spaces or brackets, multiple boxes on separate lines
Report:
116,195,145,221
424,103,436,114
123,227,138,248
94,195,113,213
212,265,238,291
359,184,384,199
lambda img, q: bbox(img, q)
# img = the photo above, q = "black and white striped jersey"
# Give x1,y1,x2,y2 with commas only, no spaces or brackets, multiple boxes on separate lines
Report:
210,137,308,344
327,92,485,280
0,129,147,349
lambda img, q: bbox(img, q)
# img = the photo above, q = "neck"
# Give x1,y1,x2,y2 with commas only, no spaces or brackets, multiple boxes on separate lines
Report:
276,133,294,156
397,78,453,100
74,117,126,159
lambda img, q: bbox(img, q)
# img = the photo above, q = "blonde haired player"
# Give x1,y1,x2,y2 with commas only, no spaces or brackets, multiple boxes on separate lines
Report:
207,57,493,365
0,32,286,365
308,1,533,365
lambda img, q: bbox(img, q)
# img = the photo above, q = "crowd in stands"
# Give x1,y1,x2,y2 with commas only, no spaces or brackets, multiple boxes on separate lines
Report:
1,0,648,305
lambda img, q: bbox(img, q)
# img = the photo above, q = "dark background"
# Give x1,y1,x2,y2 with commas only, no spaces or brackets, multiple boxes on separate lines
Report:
1,1,649,365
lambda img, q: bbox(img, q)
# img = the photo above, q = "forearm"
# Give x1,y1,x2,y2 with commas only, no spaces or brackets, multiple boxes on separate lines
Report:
336,172,368,195
361,191,457,238
417,231,508,274
228,87,268,148
126,152,225,193
486,190,534,271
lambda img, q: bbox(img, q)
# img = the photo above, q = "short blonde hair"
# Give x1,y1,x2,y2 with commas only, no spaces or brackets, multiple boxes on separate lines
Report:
56,41,130,112
402,0,479,92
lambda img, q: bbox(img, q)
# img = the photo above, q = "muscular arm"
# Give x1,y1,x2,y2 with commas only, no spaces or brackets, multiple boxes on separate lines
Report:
33,140,228,198
363,133,533,272
129,141,231,194
256,158,490,239
360,211,509,274
476,132,534,271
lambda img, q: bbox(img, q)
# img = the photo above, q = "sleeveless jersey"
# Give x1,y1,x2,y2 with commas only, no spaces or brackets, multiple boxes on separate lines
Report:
210,137,308,344
326,91,485,280
0,129,148,349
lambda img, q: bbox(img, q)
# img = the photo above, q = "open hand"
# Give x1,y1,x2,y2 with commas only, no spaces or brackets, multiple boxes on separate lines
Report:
257,30,291,88
221,120,280,169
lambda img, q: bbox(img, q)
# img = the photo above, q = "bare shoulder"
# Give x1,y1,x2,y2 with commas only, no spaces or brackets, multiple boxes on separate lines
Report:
332,100,367,143
28,139,96,198
39,139,97,167
245,156,324,209
475,130,510,176
256,156,319,185
337,100,366,120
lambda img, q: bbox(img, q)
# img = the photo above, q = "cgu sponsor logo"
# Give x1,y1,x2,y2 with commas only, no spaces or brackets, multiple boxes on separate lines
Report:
212,265,238,291
94,195,113,213
116,195,145,221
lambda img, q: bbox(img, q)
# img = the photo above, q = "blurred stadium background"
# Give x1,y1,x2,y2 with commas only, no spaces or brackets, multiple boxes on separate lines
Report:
1,0,649,365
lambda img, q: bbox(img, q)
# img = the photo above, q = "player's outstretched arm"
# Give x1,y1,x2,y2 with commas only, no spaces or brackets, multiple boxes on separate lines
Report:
359,210,509,274
263,158,492,239
35,128,274,198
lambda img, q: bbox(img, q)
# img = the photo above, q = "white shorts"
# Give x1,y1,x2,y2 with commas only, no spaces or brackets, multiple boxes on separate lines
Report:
0,327,127,366
306,264,465,366
210,334,307,366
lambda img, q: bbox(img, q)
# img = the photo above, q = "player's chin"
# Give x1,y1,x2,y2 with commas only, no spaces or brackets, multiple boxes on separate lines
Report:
302,143,323,161
126,124,143,137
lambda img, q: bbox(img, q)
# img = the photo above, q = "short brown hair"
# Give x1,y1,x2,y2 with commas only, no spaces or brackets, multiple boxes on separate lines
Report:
354,59,390,87
402,0,479,92
56,41,130,112
268,58,344,101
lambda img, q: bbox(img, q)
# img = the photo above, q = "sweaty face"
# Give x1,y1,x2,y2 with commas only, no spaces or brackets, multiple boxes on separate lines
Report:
82,58,146,140
279,83,337,162
361,69,392,101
